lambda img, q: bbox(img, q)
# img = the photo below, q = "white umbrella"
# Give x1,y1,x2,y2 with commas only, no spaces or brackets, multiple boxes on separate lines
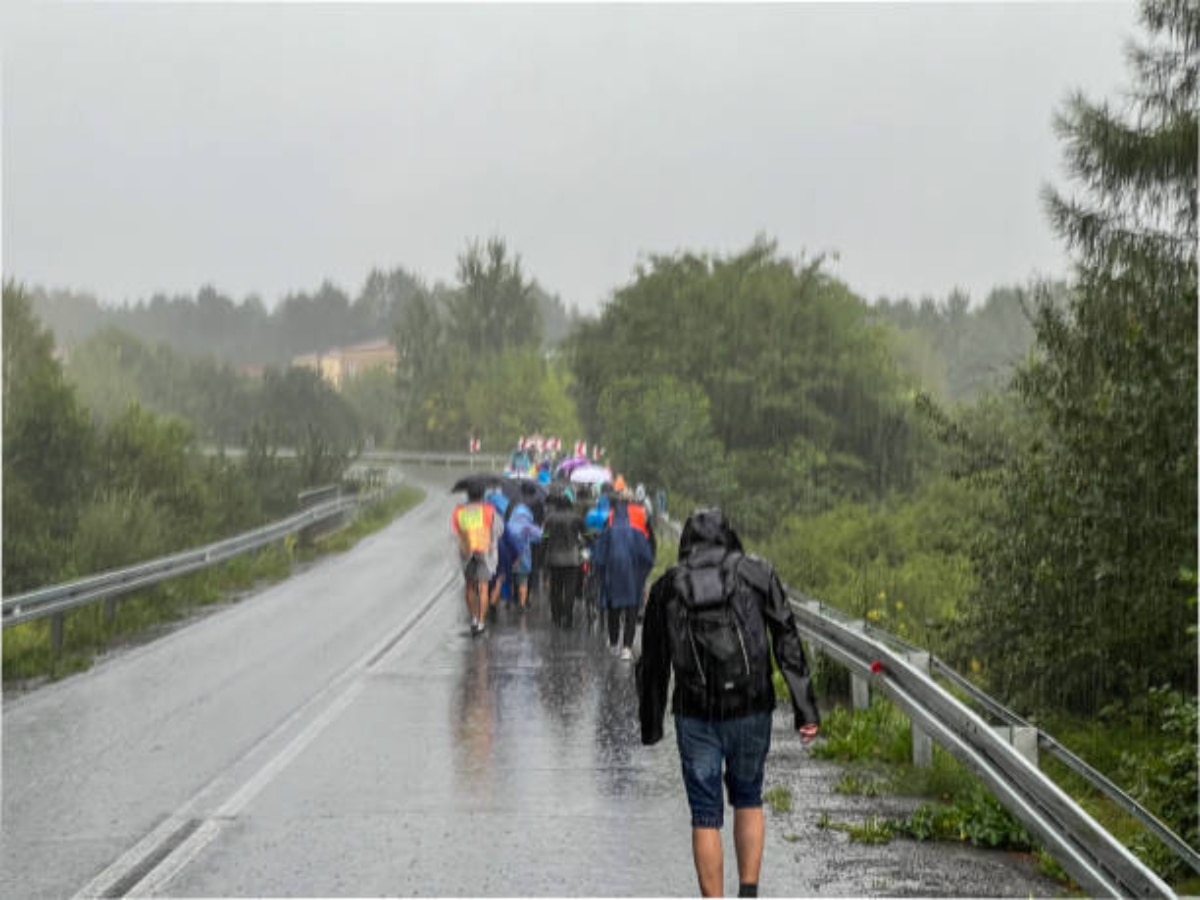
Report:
569,464,613,485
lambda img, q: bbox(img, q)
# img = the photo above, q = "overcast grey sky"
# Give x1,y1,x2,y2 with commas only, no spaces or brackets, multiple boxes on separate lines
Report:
3,2,1137,313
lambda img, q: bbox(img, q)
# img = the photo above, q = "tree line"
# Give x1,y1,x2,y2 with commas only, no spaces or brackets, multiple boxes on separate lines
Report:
29,259,578,369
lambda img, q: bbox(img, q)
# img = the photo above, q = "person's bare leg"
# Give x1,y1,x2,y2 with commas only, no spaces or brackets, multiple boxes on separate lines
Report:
470,580,484,624
733,807,764,888
463,581,475,621
692,827,724,897
518,581,528,608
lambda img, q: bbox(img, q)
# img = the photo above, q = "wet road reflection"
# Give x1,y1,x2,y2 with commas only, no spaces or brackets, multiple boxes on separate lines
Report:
449,591,650,815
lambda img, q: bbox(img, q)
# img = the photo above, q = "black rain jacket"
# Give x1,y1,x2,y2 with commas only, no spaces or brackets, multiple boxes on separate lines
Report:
542,505,585,568
637,508,820,745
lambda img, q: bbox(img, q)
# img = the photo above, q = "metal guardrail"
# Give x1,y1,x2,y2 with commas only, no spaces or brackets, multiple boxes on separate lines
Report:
791,596,1200,880
789,592,1174,898
3,449,506,633
362,449,508,471
655,514,1180,898
1,488,386,636
926,653,1200,878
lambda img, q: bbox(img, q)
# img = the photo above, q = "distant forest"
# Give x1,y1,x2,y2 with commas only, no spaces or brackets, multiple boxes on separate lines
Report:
29,261,580,369
27,259,1044,407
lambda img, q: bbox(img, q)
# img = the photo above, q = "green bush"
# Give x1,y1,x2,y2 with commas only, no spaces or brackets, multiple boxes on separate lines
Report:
762,476,986,651
1116,688,1199,880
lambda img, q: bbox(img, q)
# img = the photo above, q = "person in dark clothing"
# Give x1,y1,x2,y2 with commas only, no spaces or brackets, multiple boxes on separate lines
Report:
593,496,654,660
637,507,820,898
541,493,585,628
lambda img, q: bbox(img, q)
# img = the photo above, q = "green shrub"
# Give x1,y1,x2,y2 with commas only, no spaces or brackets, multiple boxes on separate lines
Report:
1116,688,1199,880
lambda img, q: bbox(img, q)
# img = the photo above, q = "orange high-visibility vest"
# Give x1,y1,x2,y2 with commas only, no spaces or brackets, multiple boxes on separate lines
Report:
608,502,650,539
453,502,495,554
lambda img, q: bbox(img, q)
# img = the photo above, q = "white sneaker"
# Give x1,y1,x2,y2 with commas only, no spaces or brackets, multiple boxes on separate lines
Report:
620,647,633,661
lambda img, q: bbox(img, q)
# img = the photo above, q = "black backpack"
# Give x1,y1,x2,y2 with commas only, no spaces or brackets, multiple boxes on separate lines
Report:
673,551,756,696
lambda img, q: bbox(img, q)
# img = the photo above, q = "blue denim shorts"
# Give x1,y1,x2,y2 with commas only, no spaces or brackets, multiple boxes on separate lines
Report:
674,712,773,829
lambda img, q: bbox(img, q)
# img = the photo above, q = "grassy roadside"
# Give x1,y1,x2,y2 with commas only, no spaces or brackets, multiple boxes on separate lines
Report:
801,695,1200,896
2,485,426,687
808,697,1074,887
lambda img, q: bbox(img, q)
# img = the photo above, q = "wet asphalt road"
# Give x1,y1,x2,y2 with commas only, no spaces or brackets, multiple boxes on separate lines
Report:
1,471,1064,897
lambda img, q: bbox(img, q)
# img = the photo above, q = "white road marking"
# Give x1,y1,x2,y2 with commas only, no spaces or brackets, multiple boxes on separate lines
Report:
73,567,457,899
127,681,364,898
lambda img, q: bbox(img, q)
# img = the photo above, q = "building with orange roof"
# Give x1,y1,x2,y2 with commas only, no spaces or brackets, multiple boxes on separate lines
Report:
292,338,398,390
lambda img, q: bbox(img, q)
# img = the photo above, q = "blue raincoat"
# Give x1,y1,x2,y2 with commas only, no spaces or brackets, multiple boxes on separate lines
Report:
485,490,516,599
592,503,654,610
505,503,542,573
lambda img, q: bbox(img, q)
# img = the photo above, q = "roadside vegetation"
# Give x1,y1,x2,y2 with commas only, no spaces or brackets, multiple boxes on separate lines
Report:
810,700,1059,876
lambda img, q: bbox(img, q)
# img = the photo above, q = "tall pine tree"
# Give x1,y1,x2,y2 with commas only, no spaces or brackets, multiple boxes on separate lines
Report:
965,0,1197,715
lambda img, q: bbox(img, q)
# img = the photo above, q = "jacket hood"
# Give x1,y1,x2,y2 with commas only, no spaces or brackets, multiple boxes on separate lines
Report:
677,507,743,563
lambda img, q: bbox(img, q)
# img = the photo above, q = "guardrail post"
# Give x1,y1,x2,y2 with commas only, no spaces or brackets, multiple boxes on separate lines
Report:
1013,726,1038,765
994,725,1039,766
297,485,342,546
51,612,64,655
906,651,933,768
847,620,871,710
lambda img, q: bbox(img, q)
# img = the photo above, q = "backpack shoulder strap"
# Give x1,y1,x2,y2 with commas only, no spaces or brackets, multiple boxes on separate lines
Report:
720,550,745,579
735,552,773,596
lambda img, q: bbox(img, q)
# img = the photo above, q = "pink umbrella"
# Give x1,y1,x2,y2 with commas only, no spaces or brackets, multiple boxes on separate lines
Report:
555,455,590,475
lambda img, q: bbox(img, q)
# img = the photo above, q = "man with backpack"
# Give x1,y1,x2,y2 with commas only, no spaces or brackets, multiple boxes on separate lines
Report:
637,507,820,898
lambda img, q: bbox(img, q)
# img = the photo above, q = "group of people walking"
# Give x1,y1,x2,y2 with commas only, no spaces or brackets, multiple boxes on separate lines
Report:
450,466,657,656
450,471,822,898
543,477,656,657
